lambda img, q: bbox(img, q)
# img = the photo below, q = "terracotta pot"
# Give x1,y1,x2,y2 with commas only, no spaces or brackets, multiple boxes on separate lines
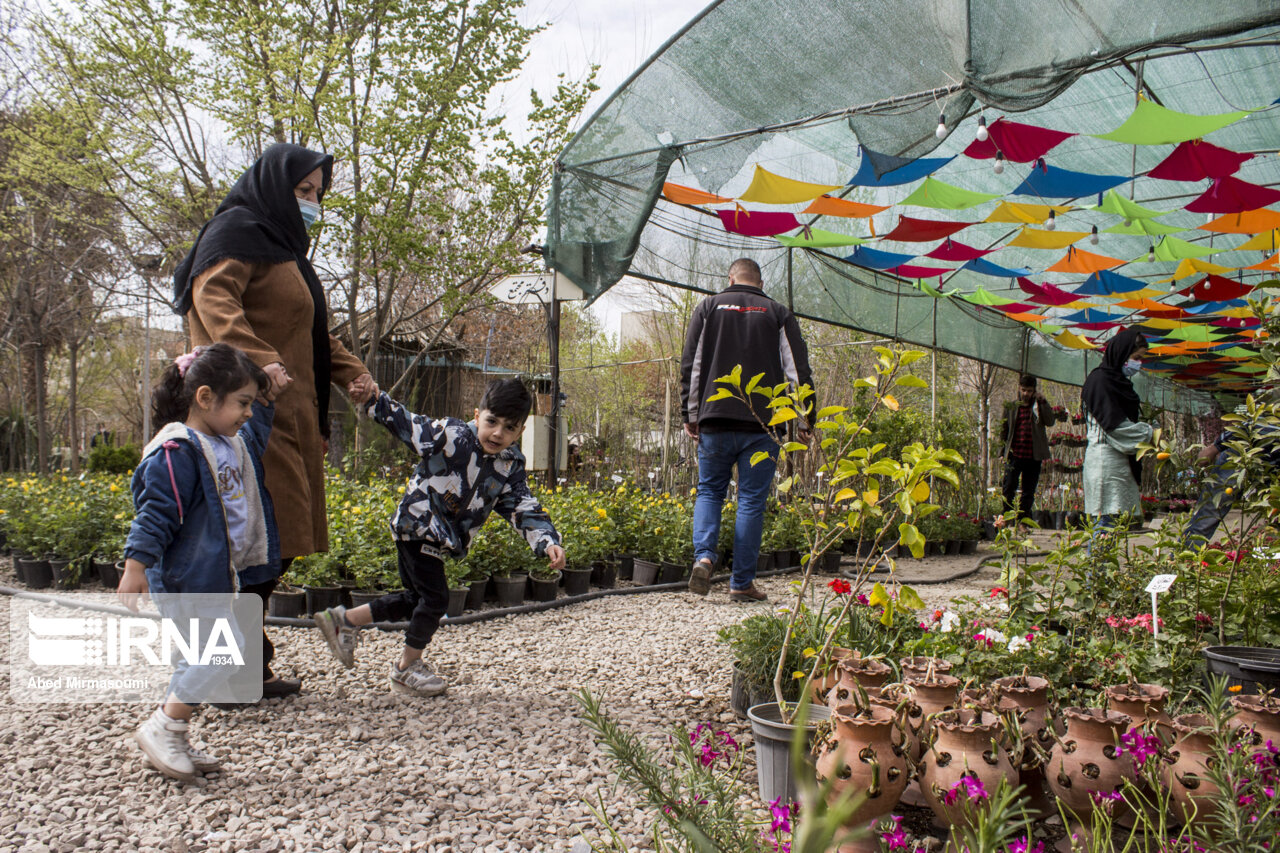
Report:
1230,694,1280,746
1044,707,1135,823
902,674,961,761
1105,682,1173,734
814,704,909,853
825,656,892,710
919,709,1017,827
869,685,918,763
993,675,1054,816
809,647,855,705
1162,713,1221,826
900,656,953,681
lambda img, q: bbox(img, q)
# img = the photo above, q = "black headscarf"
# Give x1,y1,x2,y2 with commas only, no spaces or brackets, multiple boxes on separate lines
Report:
1081,327,1147,432
172,143,335,435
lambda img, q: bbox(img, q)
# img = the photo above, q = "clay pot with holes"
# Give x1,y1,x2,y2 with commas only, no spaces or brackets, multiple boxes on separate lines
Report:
1230,694,1280,746
900,656,953,681
918,708,1017,828
902,673,962,761
825,656,892,711
993,675,1055,817
814,703,909,853
1044,707,1135,824
1105,682,1172,827
808,647,855,705
1161,713,1221,826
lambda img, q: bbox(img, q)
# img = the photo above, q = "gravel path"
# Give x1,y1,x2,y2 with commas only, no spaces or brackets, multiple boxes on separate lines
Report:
0,560,1001,853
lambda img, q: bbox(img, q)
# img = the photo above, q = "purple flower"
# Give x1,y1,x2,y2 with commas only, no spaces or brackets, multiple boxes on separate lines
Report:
1007,837,1045,853
1090,790,1124,807
698,743,720,767
769,796,792,834
1119,729,1161,768
943,775,988,806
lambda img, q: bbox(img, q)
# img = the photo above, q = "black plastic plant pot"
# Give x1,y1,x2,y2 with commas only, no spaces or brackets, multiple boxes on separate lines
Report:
49,558,79,590
445,587,468,617
1204,646,1280,695
591,561,617,589
466,579,487,610
530,576,559,602
97,559,122,589
614,554,634,581
632,559,660,585
658,562,685,584
304,586,344,614
269,587,307,619
492,576,525,606
25,557,53,589
561,567,592,597
349,589,385,608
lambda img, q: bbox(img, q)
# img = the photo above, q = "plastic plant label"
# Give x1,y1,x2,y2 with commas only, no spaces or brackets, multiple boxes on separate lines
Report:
1145,574,1177,594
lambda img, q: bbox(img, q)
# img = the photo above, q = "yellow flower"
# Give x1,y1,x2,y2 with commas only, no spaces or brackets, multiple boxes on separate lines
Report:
590,526,599,531
109,483,119,493
1229,685,1243,693
595,508,607,519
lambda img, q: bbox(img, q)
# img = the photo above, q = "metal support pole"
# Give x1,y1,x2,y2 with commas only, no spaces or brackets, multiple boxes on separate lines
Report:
930,302,938,436
662,375,671,485
142,294,152,441
786,248,794,311
547,293,561,482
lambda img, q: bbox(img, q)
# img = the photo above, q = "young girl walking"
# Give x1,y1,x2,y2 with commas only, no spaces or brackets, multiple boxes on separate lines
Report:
117,343,282,781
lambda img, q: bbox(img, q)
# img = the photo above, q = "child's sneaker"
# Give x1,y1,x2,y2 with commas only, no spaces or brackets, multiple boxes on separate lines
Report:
315,606,360,668
142,739,221,773
389,659,447,697
135,708,196,782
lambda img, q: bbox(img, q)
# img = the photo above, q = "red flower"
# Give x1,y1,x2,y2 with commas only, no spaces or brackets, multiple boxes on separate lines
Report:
827,578,852,595
989,587,1008,598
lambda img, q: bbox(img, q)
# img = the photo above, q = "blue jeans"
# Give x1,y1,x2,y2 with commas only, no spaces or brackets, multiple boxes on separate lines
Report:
692,430,779,591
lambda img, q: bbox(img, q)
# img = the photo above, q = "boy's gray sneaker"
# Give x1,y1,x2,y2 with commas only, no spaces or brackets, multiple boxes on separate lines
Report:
389,659,447,697
315,606,360,669
687,558,713,596
135,708,196,782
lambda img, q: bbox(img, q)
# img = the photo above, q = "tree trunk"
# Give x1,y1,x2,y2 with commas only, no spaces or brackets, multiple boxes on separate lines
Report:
33,343,49,473
68,341,80,474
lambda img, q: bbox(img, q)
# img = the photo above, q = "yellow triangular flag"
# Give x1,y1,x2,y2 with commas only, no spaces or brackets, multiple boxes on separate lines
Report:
738,165,841,205
985,202,1072,225
1055,330,1096,350
1160,257,1235,282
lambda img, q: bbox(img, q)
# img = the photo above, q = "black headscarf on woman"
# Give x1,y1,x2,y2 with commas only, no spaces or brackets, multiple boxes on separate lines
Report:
172,143,335,435
1081,327,1147,432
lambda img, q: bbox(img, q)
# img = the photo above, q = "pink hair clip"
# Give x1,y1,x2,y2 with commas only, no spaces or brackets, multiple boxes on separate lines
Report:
174,346,205,377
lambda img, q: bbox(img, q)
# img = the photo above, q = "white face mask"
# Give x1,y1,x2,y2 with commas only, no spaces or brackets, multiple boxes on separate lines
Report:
1123,359,1142,377
297,198,321,228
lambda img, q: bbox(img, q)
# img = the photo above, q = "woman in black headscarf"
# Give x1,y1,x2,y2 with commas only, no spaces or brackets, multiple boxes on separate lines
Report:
173,143,374,698
1081,327,1152,527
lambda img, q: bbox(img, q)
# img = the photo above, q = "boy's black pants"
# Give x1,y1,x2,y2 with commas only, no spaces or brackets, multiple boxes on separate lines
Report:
368,540,448,650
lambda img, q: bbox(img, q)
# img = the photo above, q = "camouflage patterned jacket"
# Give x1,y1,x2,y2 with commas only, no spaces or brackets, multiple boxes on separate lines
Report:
363,392,560,560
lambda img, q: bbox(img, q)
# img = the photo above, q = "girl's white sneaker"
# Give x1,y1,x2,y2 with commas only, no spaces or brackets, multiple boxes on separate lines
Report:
135,708,196,781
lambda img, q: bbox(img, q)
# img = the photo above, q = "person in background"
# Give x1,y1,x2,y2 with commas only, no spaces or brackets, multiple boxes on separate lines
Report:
1081,328,1152,538
679,257,813,603
998,374,1059,524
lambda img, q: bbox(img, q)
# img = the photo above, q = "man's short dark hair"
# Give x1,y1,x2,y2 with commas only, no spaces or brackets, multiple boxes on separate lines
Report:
1019,374,1037,389
479,378,533,423
728,257,762,284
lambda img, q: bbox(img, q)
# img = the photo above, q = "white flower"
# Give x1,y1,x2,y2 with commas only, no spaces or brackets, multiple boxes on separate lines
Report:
940,611,961,633
976,628,1008,645
1008,635,1030,653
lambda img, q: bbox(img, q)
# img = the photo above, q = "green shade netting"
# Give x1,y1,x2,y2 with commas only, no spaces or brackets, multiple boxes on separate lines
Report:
1152,236,1220,261
774,229,869,248
1093,98,1251,144
549,0,1280,409
899,177,1001,210
1091,190,1172,221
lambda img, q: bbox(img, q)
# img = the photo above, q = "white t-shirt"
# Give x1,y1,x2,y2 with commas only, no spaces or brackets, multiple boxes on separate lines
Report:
204,433,251,569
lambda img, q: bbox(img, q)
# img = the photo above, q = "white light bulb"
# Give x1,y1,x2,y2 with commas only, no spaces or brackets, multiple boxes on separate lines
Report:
1090,226,1099,246
935,114,947,140
1148,245,1155,262
993,153,1005,175
976,115,989,142
1046,212,1056,231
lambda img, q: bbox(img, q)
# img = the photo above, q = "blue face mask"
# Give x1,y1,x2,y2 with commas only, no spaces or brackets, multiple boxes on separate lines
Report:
1122,359,1141,377
297,198,321,228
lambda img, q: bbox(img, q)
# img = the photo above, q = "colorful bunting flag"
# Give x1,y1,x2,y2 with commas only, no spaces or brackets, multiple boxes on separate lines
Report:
1147,140,1253,182
1073,270,1148,295
1011,162,1130,198
1006,228,1090,250
879,215,972,242
1199,209,1280,234
1151,236,1218,261
961,258,1033,278
962,118,1074,162
1093,98,1250,145
924,239,994,261
1161,257,1236,281
738,166,841,205
898,177,1001,210
774,229,870,248
844,245,917,269
1231,230,1280,253
803,195,888,218
1090,190,1170,220
847,152,953,187
1046,247,1124,273
663,182,732,205
1103,219,1187,236
1185,176,1280,214
985,202,1071,224
716,208,801,236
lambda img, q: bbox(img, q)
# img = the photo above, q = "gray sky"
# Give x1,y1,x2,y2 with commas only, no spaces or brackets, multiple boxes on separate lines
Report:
498,0,701,338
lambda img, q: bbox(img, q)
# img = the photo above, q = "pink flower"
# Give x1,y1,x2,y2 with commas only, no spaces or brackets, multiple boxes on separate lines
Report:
856,593,869,605
1119,729,1161,768
1007,837,1046,853
768,797,791,834
1090,790,1124,805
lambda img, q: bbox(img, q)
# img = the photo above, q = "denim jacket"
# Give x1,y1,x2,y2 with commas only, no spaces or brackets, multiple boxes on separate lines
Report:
364,392,560,559
124,403,279,594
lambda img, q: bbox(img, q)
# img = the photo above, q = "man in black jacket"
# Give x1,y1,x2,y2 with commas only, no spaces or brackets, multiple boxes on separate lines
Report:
680,258,813,602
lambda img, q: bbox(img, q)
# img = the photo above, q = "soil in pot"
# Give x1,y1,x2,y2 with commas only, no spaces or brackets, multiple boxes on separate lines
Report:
530,574,560,602
445,587,468,618
269,586,307,618
632,558,660,585
304,585,344,614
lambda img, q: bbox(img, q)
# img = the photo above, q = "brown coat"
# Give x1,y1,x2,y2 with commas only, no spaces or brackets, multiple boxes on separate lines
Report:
188,258,368,560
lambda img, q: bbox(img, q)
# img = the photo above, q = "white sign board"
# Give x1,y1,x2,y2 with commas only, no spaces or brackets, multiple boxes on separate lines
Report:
490,272,583,305
1145,574,1177,594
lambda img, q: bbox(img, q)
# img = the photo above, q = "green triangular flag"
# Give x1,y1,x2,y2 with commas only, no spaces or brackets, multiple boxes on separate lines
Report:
1103,219,1187,236
1089,189,1169,220
1093,99,1249,145
898,177,1001,211
1151,236,1218,262
962,286,1015,306
774,229,870,248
